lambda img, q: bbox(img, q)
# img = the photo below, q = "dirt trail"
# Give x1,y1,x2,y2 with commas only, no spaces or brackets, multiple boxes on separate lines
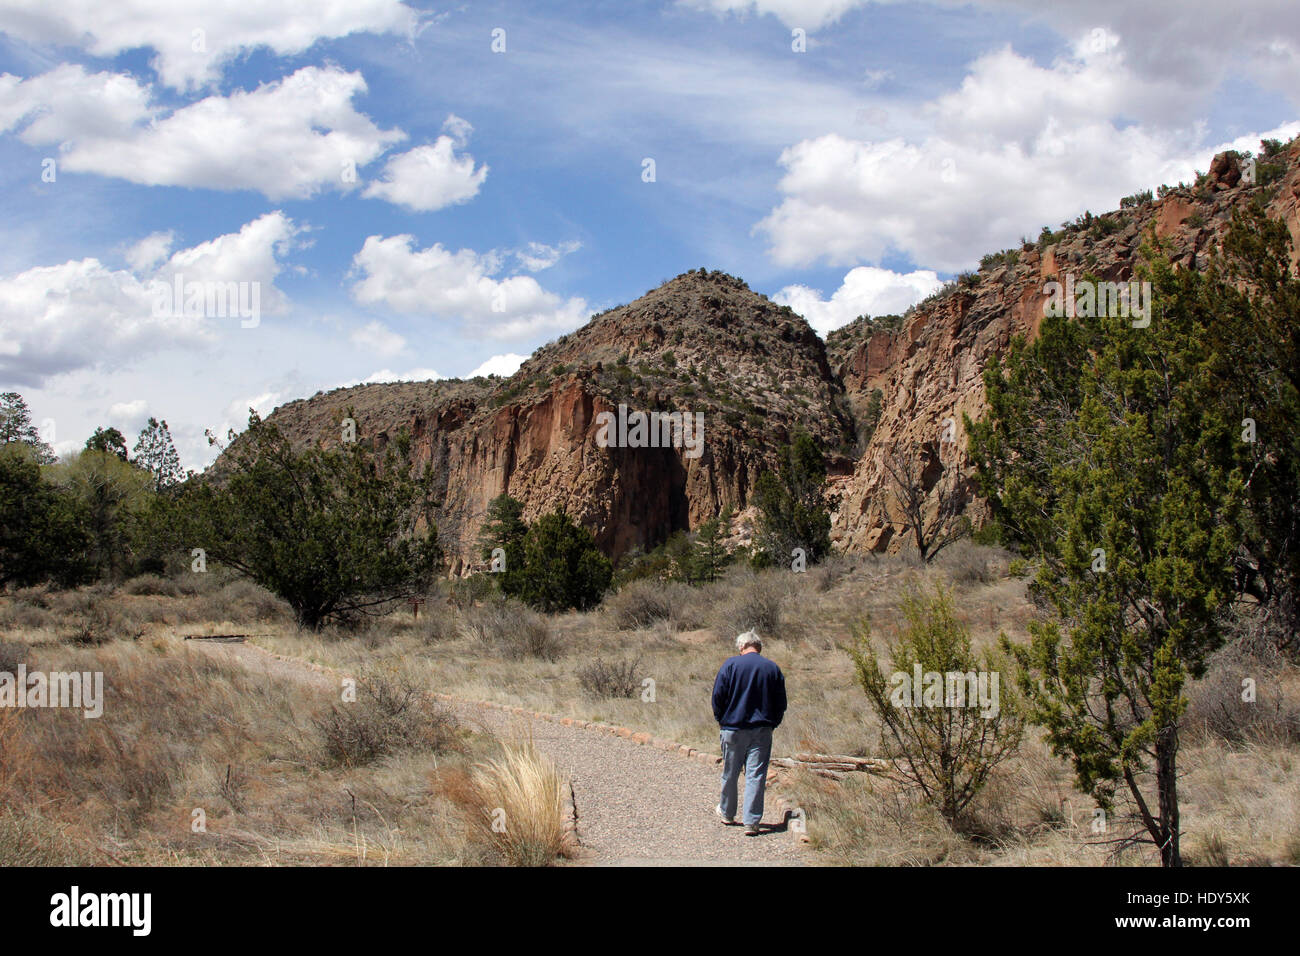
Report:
189,638,811,867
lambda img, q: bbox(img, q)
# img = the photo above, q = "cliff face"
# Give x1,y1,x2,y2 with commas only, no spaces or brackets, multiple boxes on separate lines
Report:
227,145,1300,569
249,271,855,572
828,143,1300,554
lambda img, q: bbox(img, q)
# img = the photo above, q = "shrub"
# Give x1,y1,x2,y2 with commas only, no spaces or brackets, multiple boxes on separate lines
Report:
850,584,1023,827
121,574,181,597
315,674,459,768
0,640,28,673
606,578,685,629
576,656,643,699
1183,646,1300,745
935,540,994,586
714,571,787,641
459,599,560,660
448,573,496,610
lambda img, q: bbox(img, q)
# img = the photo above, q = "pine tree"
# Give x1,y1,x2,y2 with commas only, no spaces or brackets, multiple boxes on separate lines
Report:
85,426,129,461
477,493,527,562
0,392,56,464
133,417,186,491
752,429,832,567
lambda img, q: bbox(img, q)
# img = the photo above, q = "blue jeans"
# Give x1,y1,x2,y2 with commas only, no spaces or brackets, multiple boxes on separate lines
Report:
718,725,773,826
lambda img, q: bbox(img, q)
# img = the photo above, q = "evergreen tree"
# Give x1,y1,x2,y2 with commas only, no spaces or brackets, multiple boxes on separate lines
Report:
85,426,129,461
967,238,1245,866
0,446,92,586
500,510,612,612
0,392,56,464
133,417,186,491
477,493,528,562
688,515,728,583
160,410,441,629
752,429,832,566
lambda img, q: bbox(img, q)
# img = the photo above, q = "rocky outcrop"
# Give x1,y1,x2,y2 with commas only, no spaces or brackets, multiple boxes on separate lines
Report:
224,143,1300,569
245,271,854,572
829,141,1300,555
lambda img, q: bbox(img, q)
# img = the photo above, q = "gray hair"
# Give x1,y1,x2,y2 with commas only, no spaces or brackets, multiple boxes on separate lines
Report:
736,630,762,652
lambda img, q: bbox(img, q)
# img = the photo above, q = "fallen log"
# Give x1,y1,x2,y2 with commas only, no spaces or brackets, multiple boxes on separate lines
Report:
771,755,892,775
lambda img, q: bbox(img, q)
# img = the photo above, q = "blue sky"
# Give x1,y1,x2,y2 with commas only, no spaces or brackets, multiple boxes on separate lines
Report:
0,0,1297,468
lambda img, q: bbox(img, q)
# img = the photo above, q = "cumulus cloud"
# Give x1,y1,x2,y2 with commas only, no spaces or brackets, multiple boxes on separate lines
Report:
349,235,589,340
757,37,1300,273
125,231,175,273
467,353,527,378
0,0,419,90
0,65,404,200
349,320,407,357
361,115,487,211
774,266,944,337
0,212,300,386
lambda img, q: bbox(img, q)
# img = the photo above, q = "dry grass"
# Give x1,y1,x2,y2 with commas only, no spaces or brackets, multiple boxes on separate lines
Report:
4,543,1296,867
433,738,572,866
0,619,497,865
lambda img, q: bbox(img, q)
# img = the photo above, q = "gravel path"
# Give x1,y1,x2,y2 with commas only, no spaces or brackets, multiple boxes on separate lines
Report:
452,701,809,866
189,638,810,866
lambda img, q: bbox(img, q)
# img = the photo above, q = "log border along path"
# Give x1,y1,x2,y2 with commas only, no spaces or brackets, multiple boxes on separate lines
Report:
188,636,819,866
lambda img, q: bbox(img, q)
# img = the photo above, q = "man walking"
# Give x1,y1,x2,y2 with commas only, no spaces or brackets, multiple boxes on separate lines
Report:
712,629,786,836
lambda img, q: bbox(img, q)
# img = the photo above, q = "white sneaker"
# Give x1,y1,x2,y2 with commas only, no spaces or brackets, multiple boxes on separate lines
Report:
716,804,736,825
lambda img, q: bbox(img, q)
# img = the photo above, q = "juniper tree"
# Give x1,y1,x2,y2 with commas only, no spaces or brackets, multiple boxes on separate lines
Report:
499,510,612,612
967,238,1245,866
162,410,441,629
1209,205,1300,647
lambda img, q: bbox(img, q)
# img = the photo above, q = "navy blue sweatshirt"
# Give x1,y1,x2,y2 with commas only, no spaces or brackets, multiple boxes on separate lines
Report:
712,652,787,730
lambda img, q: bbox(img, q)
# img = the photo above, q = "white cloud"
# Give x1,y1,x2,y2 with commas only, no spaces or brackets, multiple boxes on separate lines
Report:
349,235,589,341
512,240,581,272
361,117,488,212
0,64,151,140
467,353,527,378
108,399,148,421
215,390,284,443
0,65,405,200
757,39,1300,273
774,266,944,337
0,212,300,386
349,320,407,357
349,368,443,386
678,0,1300,102
0,0,419,90
677,0,866,31
125,231,175,273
